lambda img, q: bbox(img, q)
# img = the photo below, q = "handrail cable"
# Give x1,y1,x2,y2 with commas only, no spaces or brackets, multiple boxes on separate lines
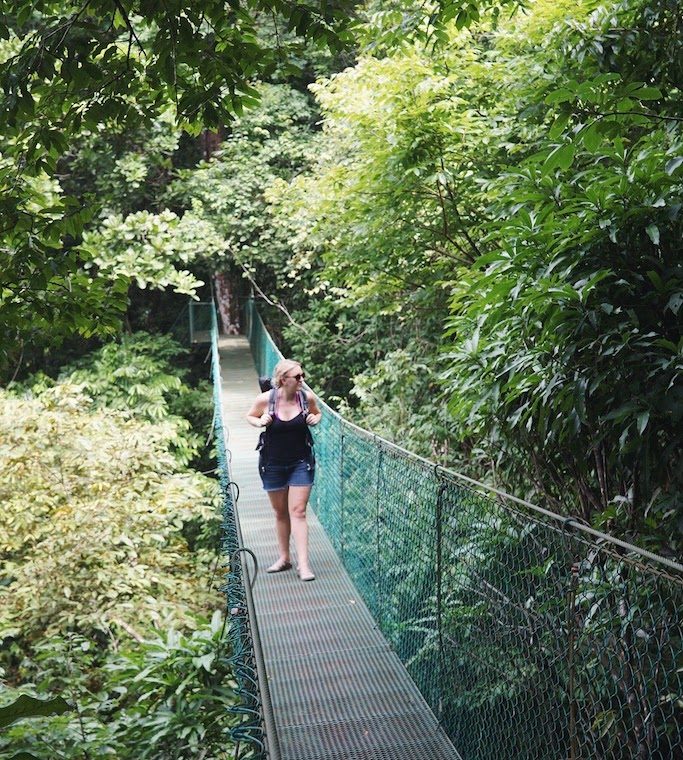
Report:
247,297,683,577
210,304,281,759
244,296,683,760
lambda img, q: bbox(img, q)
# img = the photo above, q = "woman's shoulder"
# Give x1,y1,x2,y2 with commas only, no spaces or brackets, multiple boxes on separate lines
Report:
301,388,319,407
251,389,275,408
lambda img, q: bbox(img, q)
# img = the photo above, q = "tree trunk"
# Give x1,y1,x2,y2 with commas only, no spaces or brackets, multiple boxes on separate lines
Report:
213,272,241,335
200,128,223,161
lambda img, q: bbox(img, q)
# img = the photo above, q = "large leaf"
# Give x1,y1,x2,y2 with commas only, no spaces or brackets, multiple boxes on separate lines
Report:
0,695,71,729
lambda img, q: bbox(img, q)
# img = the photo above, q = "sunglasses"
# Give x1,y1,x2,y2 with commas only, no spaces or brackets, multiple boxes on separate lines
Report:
288,372,305,381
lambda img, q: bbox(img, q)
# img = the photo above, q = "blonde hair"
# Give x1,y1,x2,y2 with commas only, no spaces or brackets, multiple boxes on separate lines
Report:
272,359,302,388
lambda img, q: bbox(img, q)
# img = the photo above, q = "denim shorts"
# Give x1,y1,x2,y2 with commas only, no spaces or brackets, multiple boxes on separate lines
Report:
260,459,314,492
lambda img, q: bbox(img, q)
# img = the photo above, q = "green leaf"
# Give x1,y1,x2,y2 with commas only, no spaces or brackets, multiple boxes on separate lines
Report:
580,122,601,152
455,10,470,29
646,270,663,290
543,144,575,174
646,225,660,246
545,88,573,105
592,710,617,740
655,338,678,352
634,86,662,100
16,4,34,26
665,157,683,175
0,695,72,729
548,111,570,139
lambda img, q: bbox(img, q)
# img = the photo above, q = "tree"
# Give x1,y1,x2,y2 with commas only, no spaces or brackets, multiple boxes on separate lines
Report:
78,207,223,297
168,82,319,327
0,0,525,375
270,0,682,550
0,0,355,375
1,333,220,643
443,0,683,546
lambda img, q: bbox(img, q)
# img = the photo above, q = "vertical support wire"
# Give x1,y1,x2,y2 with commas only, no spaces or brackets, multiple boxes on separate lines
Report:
375,443,384,628
436,477,447,722
567,561,579,760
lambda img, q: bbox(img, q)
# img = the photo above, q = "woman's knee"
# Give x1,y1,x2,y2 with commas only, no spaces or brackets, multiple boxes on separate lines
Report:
288,486,310,518
268,489,289,515
289,500,308,520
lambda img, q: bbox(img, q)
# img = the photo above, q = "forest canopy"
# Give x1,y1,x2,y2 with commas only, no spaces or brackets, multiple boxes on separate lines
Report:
1,0,681,544
261,0,681,552
0,0,681,757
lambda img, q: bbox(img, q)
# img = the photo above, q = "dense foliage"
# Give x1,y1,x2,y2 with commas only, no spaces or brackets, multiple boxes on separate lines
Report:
4,2,678,547
167,83,319,299
269,0,682,553
0,0,354,375
0,334,234,759
1,0,681,756
1,621,239,759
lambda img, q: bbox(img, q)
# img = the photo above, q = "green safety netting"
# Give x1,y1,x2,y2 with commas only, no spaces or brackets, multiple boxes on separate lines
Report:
170,301,214,347
209,303,270,759
244,298,683,760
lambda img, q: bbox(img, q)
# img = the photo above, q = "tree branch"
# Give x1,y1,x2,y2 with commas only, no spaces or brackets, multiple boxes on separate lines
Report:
112,0,146,56
238,264,305,330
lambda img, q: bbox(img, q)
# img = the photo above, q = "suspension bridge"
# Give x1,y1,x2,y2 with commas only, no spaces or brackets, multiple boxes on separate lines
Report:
198,300,683,760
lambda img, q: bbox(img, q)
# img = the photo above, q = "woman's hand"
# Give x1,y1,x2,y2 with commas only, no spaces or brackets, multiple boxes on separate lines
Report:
246,392,274,428
306,413,321,426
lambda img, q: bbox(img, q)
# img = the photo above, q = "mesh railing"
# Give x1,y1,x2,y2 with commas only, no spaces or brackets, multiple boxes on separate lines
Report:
190,300,214,344
210,307,270,759
169,300,214,346
244,298,683,760
168,302,190,346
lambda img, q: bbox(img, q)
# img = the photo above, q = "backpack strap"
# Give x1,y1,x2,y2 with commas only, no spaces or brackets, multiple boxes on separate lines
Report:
297,389,309,417
298,389,314,466
268,388,277,416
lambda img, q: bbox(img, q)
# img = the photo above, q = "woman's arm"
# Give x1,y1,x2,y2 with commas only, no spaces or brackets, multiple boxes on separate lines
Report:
305,393,323,426
246,392,273,428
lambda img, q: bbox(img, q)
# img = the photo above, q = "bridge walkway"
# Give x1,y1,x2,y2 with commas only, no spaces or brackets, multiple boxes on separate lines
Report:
218,335,460,760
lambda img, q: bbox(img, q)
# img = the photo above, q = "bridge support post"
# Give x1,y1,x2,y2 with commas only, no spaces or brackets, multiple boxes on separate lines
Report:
375,444,383,626
567,561,580,760
435,478,446,722
340,427,345,564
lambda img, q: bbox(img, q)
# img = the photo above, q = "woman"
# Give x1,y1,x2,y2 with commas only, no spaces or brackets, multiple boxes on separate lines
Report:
246,359,322,581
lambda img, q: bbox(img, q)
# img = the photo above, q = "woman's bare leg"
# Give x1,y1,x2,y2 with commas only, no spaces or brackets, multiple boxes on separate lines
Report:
288,485,314,579
267,488,291,569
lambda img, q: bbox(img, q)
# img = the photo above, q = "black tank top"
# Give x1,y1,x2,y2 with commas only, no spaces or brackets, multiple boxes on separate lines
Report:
268,411,308,464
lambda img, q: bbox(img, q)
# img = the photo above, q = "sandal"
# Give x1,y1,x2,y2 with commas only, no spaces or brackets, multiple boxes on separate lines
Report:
266,559,292,573
298,567,316,582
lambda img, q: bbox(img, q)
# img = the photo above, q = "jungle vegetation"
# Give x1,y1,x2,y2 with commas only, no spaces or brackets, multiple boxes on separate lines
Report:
3,0,679,548
0,0,681,756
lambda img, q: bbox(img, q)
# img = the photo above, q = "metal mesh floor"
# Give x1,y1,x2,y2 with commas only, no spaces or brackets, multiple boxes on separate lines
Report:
219,336,461,760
